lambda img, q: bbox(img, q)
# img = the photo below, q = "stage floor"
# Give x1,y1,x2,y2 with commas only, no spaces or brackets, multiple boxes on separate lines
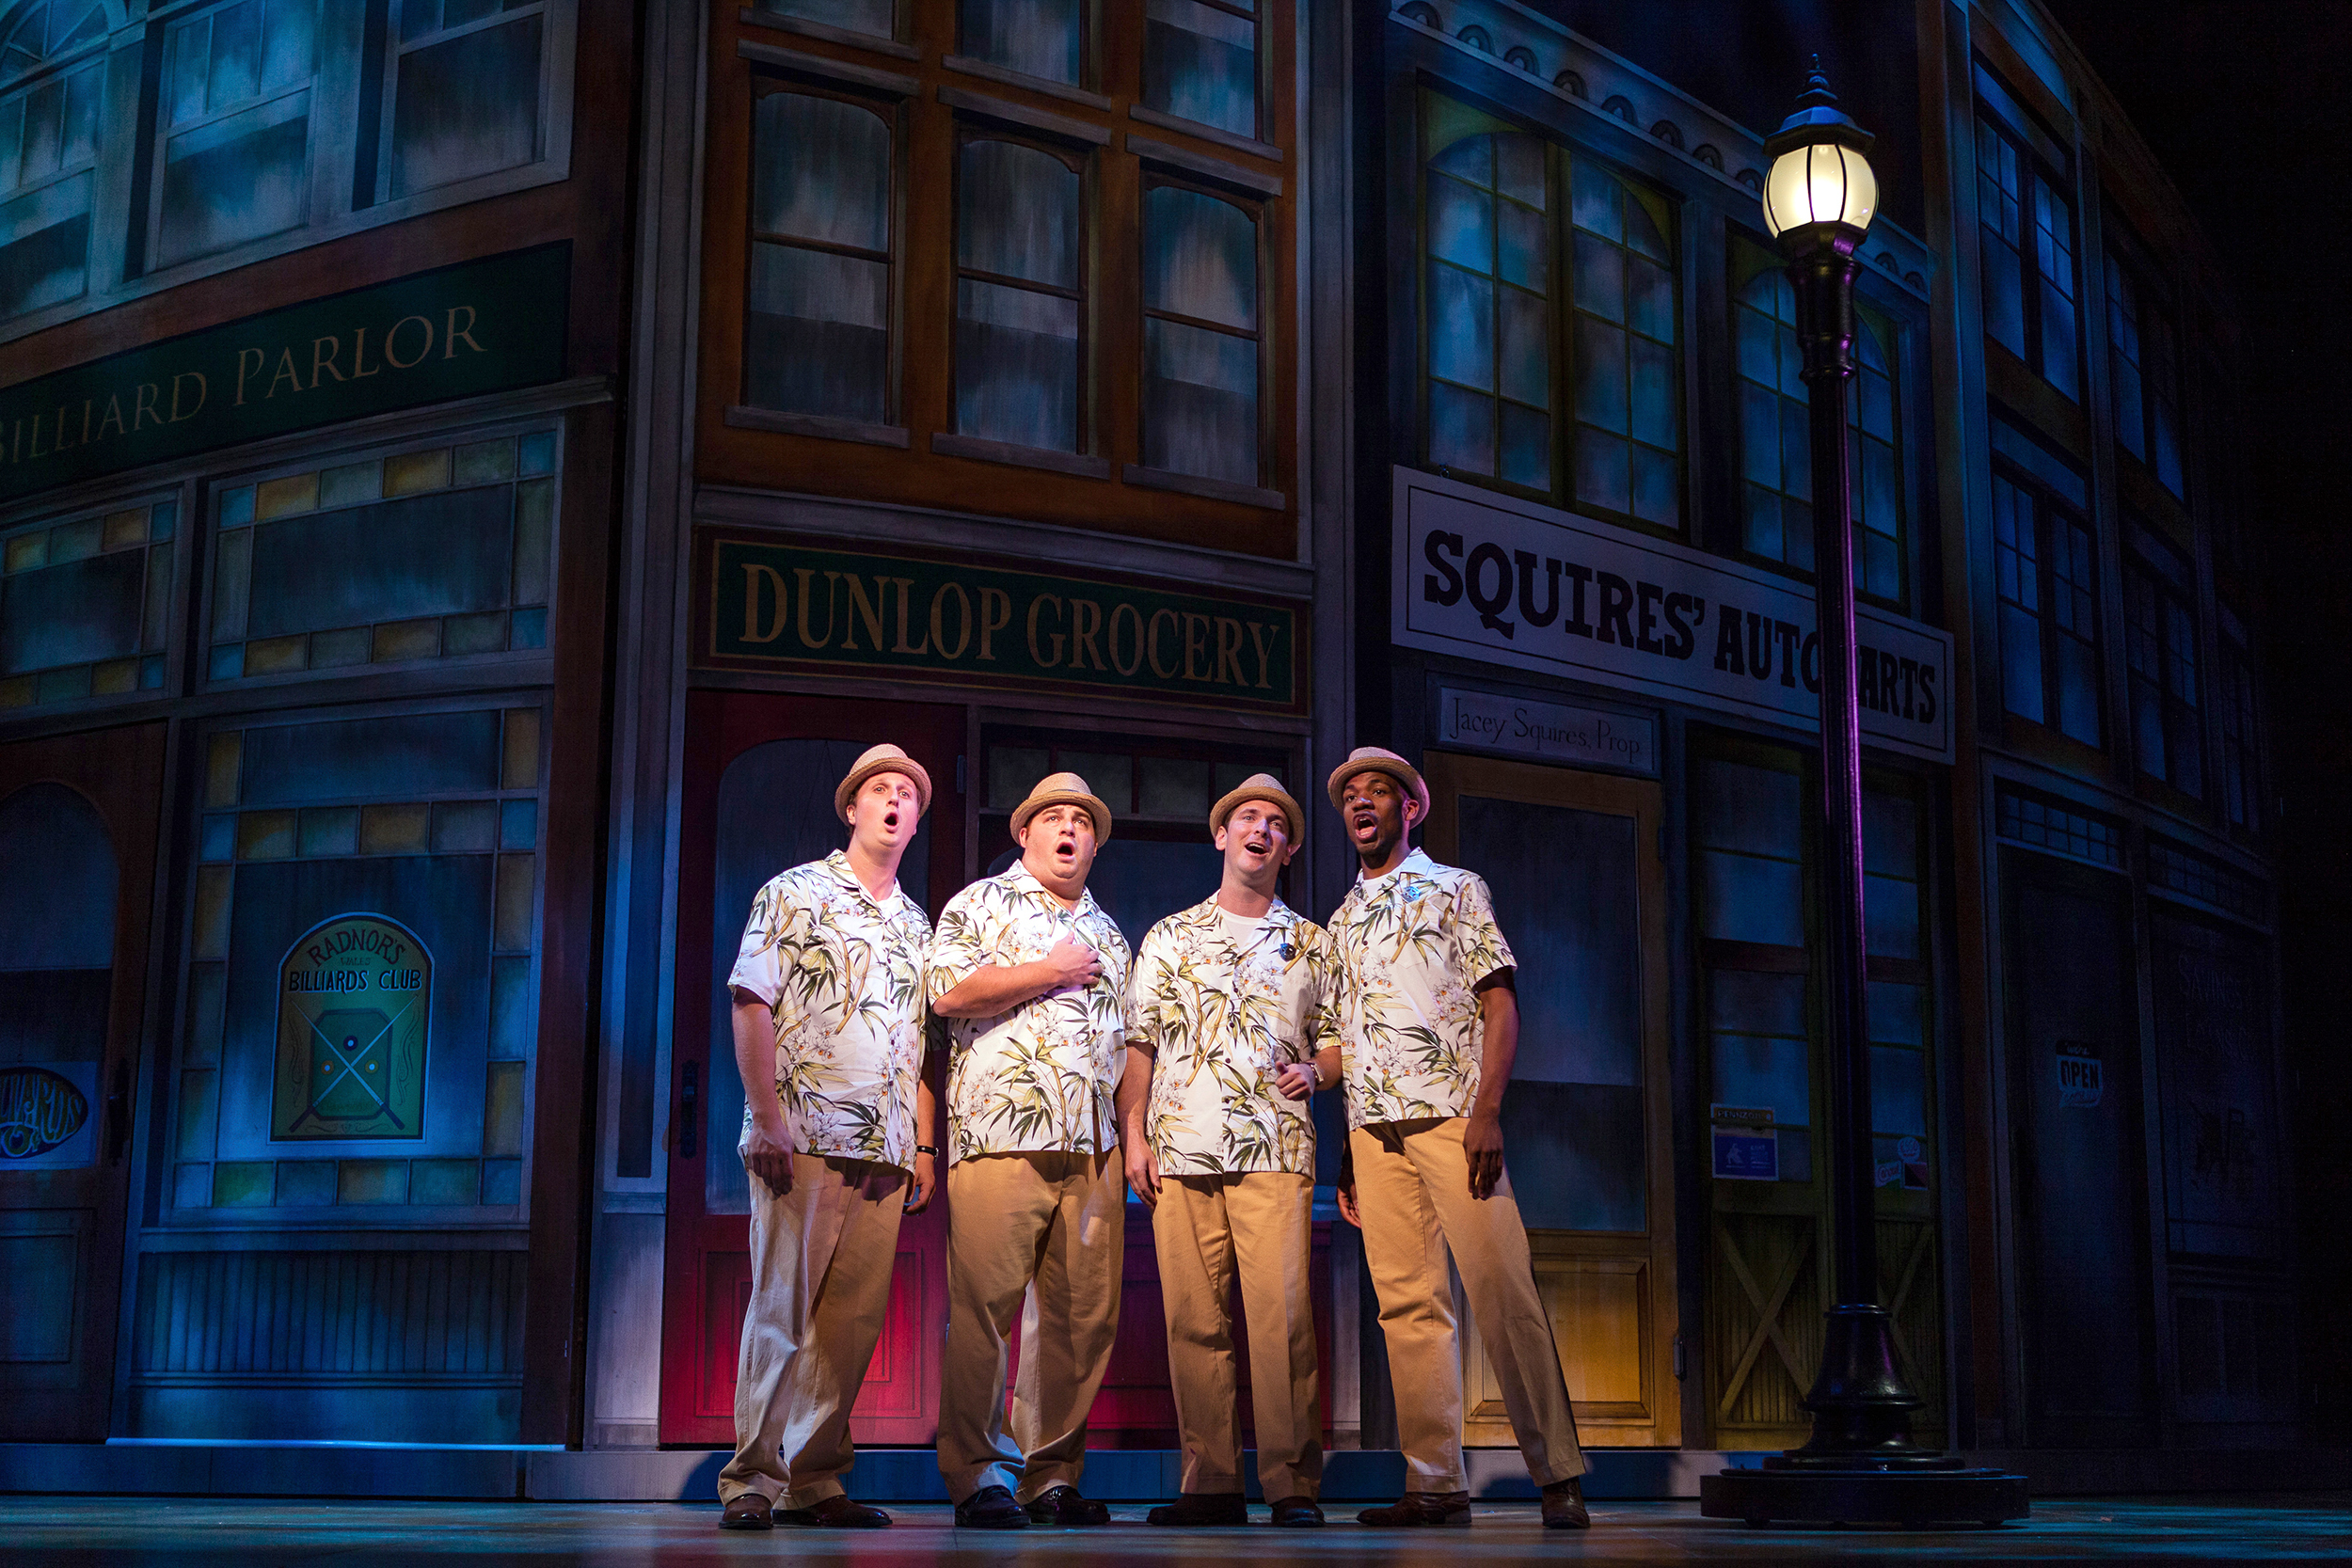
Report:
2,1495,2349,1564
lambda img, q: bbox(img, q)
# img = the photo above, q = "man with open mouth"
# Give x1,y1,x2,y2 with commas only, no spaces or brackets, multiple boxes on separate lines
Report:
1119,772,1343,1530
716,744,939,1532
926,771,1131,1530
1324,746,1592,1531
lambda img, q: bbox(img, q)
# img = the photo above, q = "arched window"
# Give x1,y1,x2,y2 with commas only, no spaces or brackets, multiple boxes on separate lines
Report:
1731,237,1906,606
1140,182,1260,487
744,86,896,426
0,0,107,319
953,132,1085,454
1421,96,1681,528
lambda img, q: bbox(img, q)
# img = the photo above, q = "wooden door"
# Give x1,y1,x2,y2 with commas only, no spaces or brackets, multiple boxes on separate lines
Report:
1422,750,1680,1448
2001,847,2156,1446
0,723,165,1440
659,692,966,1446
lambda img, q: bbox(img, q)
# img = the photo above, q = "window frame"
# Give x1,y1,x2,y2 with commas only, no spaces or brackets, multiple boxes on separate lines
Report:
1135,170,1270,498
365,0,558,210
1974,61,2082,402
2103,231,2185,500
0,13,107,318
1991,430,2105,751
2121,524,2202,800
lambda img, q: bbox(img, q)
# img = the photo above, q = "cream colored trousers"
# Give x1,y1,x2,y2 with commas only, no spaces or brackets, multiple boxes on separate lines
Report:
716,1153,907,1510
938,1149,1126,1502
1352,1117,1587,1491
1152,1169,1322,1501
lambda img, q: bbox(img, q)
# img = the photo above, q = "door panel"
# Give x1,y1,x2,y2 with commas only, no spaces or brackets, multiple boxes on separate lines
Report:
660,693,965,1446
2001,847,2156,1445
0,723,165,1439
1424,750,1680,1447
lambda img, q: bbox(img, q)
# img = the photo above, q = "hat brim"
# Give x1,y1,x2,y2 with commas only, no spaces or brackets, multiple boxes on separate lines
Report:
1011,790,1112,844
835,757,933,824
1327,757,1430,818
1211,784,1305,847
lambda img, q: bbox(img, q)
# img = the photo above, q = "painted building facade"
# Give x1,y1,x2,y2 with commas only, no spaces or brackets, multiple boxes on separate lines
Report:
0,0,2301,1470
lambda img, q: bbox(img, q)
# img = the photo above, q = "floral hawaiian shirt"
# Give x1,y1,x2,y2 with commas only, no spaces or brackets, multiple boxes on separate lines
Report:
1123,896,1343,1178
727,850,933,1171
1326,847,1517,1132
924,862,1131,1164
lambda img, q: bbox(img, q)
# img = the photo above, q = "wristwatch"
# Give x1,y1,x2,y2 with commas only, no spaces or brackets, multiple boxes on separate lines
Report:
915,1144,940,1157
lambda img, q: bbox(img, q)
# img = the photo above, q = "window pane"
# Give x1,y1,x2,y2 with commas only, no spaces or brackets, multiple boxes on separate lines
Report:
1868,1044,1926,1135
1428,261,1493,390
1739,382,1781,487
1426,171,1492,274
755,0,893,36
959,139,1077,288
1497,286,1547,408
746,244,887,421
1712,1031,1811,1128
1700,848,1803,946
754,92,890,252
1499,402,1549,491
960,0,1080,85
1494,131,1543,205
2057,632,2101,745
1571,230,1622,322
1144,185,1254,329
0,169,90,317
1143,0,1254,138
1497,198,1546,291
158,92,311,265
1695,759,1802,854
390,14,542,197
1712,970,1806,1037
1572,311,1626,434
1630,442,1677,527
2000,603,2045,724
1427,381,1493,476
1568,157,1619,239
955,278,1078,450
1143,318,1255,483
1574,426,1628,515
1629,334,1675,449
1741,483,1784,561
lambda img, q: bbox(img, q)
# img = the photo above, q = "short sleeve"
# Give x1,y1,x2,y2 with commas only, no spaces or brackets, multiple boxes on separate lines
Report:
924,888,990,1005
1452,874,1517,987
724,878,788,1007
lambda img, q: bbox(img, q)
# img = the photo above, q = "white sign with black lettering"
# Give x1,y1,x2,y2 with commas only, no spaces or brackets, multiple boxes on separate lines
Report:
1392,468,1955,763
1438,688,1656,775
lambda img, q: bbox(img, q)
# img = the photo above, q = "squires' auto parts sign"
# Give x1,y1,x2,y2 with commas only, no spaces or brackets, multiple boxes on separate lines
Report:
1393,468,1954,763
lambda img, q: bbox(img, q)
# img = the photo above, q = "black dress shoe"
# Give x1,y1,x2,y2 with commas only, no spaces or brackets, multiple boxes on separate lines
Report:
718,1495,772,1530
1356,1490,1472,1527
1270,1496,1325,1527
778,1495,892,1528
1025,1484,1110,1526
955,1484,1030,1529
1147,1492,1248,1527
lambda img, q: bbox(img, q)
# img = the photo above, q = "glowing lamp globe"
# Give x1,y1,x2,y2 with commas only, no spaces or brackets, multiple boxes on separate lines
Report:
1760,59,1878,246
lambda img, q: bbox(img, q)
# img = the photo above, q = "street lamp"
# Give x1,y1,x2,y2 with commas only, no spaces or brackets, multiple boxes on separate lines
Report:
1698,61,2027,1530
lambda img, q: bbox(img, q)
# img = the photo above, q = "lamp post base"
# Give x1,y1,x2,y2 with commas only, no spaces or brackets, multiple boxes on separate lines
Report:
1699,1462,2030,1528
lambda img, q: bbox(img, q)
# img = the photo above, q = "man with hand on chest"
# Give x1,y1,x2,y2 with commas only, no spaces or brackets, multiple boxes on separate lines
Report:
1325,746,1591,1530
926,772,1132,1530
716,745,938,1532
1120,773,1343,1529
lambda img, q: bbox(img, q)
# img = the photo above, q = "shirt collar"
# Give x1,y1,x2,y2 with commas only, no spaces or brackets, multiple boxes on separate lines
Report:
824,848,902,911
1002,858,1102,923
1185,895,1296,942
1356,847,1436,894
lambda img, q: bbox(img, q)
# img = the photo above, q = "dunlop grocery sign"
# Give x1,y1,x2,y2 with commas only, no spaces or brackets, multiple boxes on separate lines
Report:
700,533,1302,711
0,245,570,502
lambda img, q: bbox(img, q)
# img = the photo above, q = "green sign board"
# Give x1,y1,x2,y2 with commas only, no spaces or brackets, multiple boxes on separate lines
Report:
0,245,570,503
701,533,1302,711
273,914,432,1142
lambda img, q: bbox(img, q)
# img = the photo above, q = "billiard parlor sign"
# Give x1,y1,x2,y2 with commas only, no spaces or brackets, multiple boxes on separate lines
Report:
272,914,432,1142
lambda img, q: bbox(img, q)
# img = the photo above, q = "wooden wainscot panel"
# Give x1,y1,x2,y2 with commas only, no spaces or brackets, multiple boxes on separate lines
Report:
1461,1237,1659,1441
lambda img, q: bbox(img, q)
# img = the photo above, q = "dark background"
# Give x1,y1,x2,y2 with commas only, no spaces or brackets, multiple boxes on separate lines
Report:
2040,0,2352,1440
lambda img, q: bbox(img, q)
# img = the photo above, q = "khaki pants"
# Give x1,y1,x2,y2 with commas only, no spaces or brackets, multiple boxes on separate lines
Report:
939,1149,1125,1502
1352,1117,1586,1490
717,1153,907,1509
1152,1170,1322,1501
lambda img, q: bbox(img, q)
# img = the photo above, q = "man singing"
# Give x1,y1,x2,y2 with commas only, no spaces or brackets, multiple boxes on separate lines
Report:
927,772,1130,1529
1120,773,1342,1529
717,744,939,1531
1325,746,1591,1530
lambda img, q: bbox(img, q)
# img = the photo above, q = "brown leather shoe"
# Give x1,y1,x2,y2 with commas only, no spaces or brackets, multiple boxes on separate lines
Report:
1356,1490,1472,1527
778,1494,891,1528
1147,1492,1248,1527
1271,1495,1326,1527
1025,1485,1111,1526
718,1494,772,1530
954,1484,1030,1529
1540,1477,1591,1529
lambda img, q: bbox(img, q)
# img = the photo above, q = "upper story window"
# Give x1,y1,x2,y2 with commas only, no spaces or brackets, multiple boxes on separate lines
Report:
2122,520,2201,798
0,0,575,340
1730,237,1906,607
2215,607,2261,833
0,0,105,318
2104,237,2185,498
1141,182,1261,487
1975,64,2079,402
1990,418,2101,748
755,0,895,40
952,131,1088,455
1422,98,1680,531
743,84,897,429
1144,0,1256,140
959,0,1083,87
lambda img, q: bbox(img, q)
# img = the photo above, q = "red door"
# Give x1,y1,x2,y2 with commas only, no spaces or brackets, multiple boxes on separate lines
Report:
659,692,965,1446
0,723,165,1440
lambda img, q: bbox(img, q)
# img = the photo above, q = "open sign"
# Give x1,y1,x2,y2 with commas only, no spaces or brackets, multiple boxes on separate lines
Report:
2056,1040,2103,1108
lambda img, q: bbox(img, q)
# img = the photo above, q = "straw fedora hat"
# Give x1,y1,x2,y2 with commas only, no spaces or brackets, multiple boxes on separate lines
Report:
834,743,932,824
1010,770,1113,842
1326,745,1430,820
1211,772,1305,846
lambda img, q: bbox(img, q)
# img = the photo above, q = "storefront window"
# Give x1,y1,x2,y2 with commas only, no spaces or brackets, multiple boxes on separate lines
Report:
1421,94,1680,530
1729,238,1905,606
0,494,175,710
